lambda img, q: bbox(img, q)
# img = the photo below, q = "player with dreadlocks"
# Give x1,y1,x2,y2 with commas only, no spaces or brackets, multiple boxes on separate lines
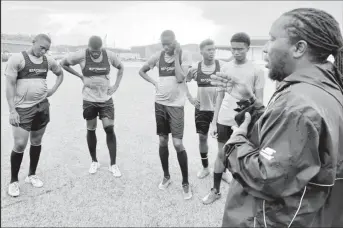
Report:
210,8,343,227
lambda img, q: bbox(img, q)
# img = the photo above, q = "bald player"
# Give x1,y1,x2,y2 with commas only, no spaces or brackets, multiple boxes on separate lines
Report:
139,30,193,200
5,34,64,197
60,36,124,177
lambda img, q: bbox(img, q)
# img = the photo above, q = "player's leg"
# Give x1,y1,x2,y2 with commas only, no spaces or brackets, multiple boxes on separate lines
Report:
83,100,100,174
195,109,213,179
202,123,233,204
8,105,36,197
8,126,30,197
155,102,172,190
169,106,192,200
100,98,120,177
25,99,50,187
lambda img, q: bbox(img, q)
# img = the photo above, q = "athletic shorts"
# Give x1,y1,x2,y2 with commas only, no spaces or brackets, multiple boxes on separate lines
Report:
155,102,184,139
83,98,114,120
217,123,234,144
195,108,214,135
13,98,50,132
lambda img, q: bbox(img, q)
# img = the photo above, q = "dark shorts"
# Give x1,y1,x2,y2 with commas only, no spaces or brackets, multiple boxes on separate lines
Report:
83,98,115,120
13,99,50,132
195,108,214,135
155,102,184,139
217,123,234,144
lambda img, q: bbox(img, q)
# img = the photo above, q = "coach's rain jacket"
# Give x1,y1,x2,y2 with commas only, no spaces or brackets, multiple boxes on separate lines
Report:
222,61,343,227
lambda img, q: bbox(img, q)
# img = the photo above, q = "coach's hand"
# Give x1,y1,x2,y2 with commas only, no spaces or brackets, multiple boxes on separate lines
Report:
211,72,254,101
9,110,20,127
226,112,251,145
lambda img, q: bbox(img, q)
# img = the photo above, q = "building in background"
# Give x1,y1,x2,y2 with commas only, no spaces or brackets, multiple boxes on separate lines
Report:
1,39,32,54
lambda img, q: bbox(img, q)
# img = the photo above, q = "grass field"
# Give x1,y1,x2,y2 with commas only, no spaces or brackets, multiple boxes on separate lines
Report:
1,61,275,227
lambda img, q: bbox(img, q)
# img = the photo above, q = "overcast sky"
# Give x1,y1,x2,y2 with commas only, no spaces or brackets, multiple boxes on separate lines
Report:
2,1,342,49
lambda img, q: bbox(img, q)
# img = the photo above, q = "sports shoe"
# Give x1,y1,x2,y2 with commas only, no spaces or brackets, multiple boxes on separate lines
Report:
158,177,171,190
109,164,122,177
202,188,221,205
8,182,20,197
89,162,100,174
197,167,210,179
222,169,233,184
182,184,193,200
25,175,44,188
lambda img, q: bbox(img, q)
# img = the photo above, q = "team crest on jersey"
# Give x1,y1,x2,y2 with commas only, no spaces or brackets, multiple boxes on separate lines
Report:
160,66,175,71
29,69,47,73
89,67,107,72
200,78,211,83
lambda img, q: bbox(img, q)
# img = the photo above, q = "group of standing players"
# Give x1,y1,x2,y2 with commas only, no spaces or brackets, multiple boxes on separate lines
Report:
5,30,264,203
5,7,343,227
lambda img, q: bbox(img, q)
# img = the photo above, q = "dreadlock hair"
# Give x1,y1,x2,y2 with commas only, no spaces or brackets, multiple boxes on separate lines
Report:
282,8,343,88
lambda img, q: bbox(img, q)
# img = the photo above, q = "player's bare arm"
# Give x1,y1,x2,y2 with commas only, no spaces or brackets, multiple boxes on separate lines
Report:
210,90,225,138
185,68,199,108
139,64,158,87
5,72,19,126
108,60,124,96
47,58,64,97
60,54,84,80
174,42,187,83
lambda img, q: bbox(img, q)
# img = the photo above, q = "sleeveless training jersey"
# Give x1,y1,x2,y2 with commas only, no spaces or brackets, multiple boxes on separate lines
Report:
82,49,111,103
155,51,187,107
187,60,227,111
15,51,49,108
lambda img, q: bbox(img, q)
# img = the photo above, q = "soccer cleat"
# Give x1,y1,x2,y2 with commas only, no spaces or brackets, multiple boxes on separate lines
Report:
109,164,122,177
182,184,193,200
89,162,100,174
158,177,171,190
8,182,20,197
25,175,44,188
197,167,210,179
202,188,221,205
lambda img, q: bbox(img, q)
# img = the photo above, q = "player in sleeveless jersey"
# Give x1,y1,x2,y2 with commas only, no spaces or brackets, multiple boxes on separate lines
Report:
60,36,124,177
138,30,193,200
186,39,229,179
5,34,64,197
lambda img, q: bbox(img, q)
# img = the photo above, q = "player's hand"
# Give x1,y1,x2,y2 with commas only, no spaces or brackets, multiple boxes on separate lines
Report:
174,41,181,55
9,110,20,127
189,97,200,109
107,85,118,96
47,88,56,97
153,81,160,92
210,122,218,138
211,72,254,101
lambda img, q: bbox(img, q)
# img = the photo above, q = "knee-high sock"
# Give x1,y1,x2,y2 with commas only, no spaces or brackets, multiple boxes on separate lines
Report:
177,150,189,185
10,151,24,183
28,145,42,176
104,126,117,165
87,129,97,162
159,146,170,178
